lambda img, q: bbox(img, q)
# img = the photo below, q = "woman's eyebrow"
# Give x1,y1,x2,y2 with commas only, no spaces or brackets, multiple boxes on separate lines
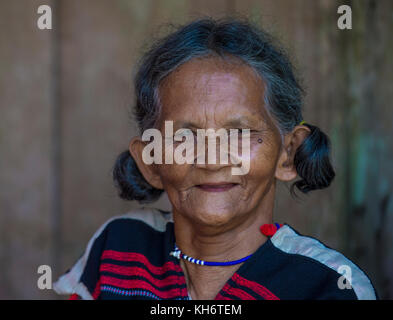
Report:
173,117,265,129
224,117,264,128
173,121,199,129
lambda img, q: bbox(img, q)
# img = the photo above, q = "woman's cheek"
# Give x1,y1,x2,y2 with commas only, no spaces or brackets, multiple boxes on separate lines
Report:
159,162,190,188
249,140,278,178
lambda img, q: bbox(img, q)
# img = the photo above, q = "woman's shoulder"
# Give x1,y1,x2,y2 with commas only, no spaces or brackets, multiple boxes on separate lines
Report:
97,206,173,237
73,206,174,259
53,207,174,299
269,224,378,300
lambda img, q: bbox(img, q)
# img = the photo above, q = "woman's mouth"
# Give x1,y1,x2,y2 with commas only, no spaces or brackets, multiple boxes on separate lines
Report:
195,182,239,192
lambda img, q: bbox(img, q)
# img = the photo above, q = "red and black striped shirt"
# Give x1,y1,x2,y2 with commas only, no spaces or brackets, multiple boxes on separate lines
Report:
54,207,377,300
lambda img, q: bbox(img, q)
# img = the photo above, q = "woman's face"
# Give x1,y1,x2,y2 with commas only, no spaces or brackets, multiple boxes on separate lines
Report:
136,56,289,228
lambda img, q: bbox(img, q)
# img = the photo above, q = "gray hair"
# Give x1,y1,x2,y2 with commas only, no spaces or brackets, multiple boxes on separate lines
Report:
113,17,335,202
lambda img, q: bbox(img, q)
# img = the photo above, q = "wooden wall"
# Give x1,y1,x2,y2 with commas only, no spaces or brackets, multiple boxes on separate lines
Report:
0,0,392,299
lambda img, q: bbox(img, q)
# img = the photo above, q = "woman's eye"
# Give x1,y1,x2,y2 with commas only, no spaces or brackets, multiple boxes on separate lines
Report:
173,130,196,141
237,129,254,134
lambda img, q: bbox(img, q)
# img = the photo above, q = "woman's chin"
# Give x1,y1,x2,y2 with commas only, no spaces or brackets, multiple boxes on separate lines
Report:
183,204,243,229
174,186,248,227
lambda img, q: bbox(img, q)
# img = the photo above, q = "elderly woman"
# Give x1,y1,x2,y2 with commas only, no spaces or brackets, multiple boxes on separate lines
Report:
54,18,377,300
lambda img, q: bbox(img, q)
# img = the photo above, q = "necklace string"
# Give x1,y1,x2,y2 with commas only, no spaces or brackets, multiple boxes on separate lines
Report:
170,244,253,266
170,223,283,267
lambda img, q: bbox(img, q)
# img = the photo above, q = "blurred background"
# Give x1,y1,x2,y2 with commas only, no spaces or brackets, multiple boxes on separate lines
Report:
0,0,392,299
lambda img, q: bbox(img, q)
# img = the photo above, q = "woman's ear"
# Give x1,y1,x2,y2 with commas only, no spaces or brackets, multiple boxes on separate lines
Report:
128,137,164,190
275,125,311,182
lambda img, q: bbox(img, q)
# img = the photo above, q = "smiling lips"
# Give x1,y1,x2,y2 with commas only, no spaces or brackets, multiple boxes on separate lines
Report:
195,182,239,192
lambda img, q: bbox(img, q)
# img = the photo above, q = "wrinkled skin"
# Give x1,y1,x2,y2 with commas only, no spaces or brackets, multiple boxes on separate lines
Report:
130,56,310,299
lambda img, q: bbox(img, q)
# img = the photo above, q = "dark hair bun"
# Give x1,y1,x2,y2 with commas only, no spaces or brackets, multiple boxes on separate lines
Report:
112,150,164,203
291,123,335,195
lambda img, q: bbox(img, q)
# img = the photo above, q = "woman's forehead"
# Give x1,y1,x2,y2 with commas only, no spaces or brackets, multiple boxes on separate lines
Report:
161,56,263,94
158,57,269,125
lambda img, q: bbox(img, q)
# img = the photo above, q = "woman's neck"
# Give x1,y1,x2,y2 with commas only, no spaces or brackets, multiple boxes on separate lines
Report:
172,185,275,300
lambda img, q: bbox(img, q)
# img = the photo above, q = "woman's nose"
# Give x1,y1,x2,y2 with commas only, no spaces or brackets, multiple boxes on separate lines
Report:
194,135,235,170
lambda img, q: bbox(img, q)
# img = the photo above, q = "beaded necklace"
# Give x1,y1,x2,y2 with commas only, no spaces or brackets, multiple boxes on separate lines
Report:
170,244,253,266
170,223,283,267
